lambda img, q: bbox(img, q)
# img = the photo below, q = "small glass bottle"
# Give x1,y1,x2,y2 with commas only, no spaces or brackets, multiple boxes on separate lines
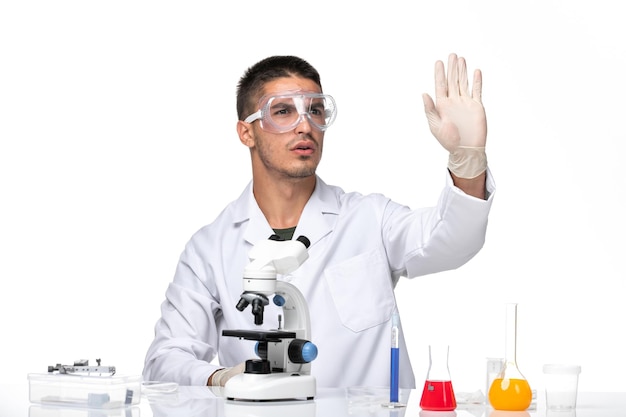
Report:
488,303,532,411
419,344,456,411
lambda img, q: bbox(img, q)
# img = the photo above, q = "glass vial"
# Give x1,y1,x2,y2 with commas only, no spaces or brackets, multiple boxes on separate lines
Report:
419,344,456,411
488,303,532,411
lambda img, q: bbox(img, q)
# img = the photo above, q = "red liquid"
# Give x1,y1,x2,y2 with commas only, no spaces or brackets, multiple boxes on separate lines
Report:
419,380,456,411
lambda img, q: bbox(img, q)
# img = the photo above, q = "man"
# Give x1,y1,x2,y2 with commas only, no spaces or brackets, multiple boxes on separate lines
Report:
143,53,494,388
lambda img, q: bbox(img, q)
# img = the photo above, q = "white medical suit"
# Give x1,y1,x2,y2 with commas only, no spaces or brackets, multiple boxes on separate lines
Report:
143,172,495,388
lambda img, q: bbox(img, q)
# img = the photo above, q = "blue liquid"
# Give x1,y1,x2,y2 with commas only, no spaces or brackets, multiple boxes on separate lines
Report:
390,347,399,402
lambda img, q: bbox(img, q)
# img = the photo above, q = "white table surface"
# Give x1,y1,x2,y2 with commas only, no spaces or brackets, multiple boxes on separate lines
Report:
1,381,624,417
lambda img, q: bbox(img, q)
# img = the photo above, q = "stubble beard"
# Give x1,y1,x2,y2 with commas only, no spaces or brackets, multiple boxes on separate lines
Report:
265,154,318,180
256,136,321,180
288,157,318,178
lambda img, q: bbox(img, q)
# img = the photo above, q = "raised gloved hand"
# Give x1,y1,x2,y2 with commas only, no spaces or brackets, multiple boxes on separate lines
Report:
207,362,245,387
422,53,487,179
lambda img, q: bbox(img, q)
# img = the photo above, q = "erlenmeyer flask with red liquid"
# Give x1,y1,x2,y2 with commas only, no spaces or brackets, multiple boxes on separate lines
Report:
419,344,457,411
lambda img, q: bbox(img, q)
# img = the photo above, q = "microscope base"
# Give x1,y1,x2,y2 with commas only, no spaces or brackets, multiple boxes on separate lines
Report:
224,372,316,401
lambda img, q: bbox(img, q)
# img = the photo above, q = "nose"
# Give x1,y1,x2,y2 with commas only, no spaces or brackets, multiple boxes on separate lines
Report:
294,112,313,134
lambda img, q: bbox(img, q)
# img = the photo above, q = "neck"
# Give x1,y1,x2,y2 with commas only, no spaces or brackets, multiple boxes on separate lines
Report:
252,174,316,230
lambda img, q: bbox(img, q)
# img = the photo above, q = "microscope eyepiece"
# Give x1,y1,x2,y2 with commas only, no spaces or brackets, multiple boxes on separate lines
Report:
236,297,249,312
251,298,265,325
296,235,310,248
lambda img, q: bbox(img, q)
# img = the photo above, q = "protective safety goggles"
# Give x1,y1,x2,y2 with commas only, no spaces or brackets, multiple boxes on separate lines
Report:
244,92,337,133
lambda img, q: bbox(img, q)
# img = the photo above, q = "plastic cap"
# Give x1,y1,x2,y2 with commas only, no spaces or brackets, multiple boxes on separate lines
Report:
392,311,400,327
543,364,581,375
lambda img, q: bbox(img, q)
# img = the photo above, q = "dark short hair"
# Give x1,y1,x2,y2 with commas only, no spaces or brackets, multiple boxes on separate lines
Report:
236,56,323,120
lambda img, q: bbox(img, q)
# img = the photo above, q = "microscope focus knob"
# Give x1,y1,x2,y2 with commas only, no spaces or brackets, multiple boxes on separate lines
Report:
288,339,318,364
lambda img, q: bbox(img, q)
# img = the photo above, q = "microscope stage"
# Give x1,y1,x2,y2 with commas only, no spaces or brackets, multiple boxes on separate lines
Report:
222,329,297,341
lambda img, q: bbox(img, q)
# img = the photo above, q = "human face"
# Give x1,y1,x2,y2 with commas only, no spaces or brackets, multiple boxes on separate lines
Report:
242,77,328,180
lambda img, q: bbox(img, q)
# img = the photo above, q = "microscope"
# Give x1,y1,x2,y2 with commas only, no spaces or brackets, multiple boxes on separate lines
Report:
222,235,318,401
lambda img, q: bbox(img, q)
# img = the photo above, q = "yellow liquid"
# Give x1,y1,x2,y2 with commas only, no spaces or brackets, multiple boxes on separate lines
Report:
489,378,532,411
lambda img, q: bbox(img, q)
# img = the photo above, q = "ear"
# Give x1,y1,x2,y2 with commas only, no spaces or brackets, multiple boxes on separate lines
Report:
237,120,255,148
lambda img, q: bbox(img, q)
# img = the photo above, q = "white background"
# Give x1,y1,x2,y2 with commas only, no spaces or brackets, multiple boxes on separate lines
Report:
1,0,624,396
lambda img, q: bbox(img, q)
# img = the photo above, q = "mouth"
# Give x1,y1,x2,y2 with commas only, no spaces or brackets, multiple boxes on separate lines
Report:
291,140,317,155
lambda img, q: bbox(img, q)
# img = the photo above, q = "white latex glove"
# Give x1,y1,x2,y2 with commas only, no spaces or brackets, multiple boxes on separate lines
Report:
422,53,488,179
208,362,245,387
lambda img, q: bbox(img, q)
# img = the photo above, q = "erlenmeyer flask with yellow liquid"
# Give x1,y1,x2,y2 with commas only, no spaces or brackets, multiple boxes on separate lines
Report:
488,303,532,411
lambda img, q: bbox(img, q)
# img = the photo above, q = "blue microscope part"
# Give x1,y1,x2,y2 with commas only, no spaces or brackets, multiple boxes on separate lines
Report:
273,294,286,306
301,341,318,362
